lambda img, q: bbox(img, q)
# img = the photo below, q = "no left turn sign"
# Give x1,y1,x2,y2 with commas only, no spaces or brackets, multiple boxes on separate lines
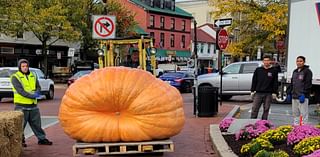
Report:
92,15,116,39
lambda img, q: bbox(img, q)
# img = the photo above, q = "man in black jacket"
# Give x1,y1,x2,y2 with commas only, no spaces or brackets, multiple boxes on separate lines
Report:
287,56,313,125
250,55,279,120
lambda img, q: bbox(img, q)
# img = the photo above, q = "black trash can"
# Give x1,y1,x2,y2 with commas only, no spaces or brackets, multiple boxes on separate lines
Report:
197,86,219,117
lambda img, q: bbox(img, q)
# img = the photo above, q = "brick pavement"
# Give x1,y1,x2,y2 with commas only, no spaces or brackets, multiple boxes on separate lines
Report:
1,85,238,157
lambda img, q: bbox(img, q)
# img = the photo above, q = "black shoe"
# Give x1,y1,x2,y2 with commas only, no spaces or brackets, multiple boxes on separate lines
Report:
22,143,27,147
38,139,53,145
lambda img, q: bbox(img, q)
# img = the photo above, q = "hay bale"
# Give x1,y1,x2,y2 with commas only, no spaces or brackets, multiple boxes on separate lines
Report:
0,111,23,157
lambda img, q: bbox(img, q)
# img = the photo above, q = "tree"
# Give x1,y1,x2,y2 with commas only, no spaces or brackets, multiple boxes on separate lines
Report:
0,0,137,75
0,0,81,76
210,0,288,59
65,0,137,60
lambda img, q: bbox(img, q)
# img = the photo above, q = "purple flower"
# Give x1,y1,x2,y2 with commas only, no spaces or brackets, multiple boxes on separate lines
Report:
287,125,320,145
219,117,235,132
235,120,273,140
303,149,320,157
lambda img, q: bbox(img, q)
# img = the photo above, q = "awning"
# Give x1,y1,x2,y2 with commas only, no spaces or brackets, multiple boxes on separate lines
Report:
134,26,148,36
156,49,191,58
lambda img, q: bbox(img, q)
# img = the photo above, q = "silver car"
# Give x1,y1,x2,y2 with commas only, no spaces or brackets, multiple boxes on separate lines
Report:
197,61,265,100
0,67,55,101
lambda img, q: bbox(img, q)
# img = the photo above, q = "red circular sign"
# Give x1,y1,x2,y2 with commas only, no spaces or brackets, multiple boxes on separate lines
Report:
218,29,229,50
276,40,285,50
94,17,115,37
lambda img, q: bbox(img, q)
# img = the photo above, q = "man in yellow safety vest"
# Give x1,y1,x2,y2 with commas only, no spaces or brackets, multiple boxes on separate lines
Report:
11,59,52,147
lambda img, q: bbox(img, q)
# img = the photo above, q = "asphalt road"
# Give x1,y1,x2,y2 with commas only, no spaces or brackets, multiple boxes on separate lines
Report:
238,102,320,126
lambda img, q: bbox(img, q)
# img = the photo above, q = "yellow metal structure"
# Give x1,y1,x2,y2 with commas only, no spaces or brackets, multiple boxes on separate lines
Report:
98,36,157,76
82,148,96,155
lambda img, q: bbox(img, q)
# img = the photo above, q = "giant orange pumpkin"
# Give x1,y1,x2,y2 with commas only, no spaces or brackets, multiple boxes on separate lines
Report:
59,67,185,142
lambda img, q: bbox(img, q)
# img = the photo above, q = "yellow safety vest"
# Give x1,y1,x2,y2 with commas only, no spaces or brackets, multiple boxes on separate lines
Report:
11,71,37,105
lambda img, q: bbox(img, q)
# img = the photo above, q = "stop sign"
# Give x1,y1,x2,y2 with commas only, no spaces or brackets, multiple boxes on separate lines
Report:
217,29,229,50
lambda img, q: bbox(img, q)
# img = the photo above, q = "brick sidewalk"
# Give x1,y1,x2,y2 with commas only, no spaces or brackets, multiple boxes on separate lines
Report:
21,93,236,157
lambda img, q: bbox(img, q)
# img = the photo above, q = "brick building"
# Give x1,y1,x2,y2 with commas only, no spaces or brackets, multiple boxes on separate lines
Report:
118,0,193,62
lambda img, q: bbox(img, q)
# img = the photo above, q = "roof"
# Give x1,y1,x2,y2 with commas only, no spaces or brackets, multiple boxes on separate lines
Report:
130,0,193,18
199,23,215,29
191,28,216,43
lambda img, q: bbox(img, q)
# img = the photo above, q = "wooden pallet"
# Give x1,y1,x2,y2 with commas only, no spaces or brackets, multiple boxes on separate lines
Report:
73,139,174,156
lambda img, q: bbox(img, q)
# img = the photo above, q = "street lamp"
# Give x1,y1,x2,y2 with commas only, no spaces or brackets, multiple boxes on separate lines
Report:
115,45,120,66
97,49,104,68
150,47,157,76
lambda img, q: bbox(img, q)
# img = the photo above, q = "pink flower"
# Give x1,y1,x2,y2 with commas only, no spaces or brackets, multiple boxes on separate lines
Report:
287,125,320,145
235,120,273,140
219,117,235,132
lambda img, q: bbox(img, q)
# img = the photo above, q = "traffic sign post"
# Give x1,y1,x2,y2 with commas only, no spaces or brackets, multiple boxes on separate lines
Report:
215,27,229,106
92,15,116,39
217,29,229,50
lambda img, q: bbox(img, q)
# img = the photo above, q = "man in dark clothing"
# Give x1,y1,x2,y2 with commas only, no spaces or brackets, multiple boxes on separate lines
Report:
11,59,53,147
250,55,279,120
287,56,313,125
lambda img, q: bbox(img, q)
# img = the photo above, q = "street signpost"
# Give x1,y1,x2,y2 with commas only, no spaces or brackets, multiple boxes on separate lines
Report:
217,29,229,50
214,18,232,28
215,18,231,106
92,15,116,39
68,48,75,57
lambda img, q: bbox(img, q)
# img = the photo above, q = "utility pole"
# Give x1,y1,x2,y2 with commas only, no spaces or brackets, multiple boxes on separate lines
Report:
215,27,223,106
193,19,198,116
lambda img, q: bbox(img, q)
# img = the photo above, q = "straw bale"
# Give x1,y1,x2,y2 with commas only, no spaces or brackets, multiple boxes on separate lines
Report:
0,111,23,157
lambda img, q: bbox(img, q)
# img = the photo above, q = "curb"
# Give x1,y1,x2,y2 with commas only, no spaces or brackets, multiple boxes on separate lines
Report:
225,105,240,118
210,105,240,157
210,125,237,157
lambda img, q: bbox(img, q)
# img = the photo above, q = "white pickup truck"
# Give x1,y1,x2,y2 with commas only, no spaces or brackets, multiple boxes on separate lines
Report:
197,61,284,101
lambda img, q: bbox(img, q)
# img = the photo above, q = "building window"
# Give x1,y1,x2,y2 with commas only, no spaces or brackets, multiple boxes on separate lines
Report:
150,15,155,28
17,32,23,39
160,17,165,29
206,11,212,22
150,32,155,38
160,33,165,48
160,0,164,9
201,44,204,53
181,35,185,48
207,44,210,54
150,32,155,44
150,0,154,7
170,34,175,47
170,18,175,30
182,20,186,31
171,0,175,11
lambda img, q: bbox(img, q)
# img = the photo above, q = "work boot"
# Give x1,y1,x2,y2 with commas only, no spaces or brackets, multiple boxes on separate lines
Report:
22,142,27,147
38,139,53,145
22,138,27,147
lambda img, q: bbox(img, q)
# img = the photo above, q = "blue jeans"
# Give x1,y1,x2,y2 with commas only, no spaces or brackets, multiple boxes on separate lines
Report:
251,93,272,120
14,105,46,141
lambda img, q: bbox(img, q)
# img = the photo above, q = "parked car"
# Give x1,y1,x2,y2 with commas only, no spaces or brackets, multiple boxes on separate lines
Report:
197,61,284,100
0,67,55,101
159,71,194,93
67,70,92,86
